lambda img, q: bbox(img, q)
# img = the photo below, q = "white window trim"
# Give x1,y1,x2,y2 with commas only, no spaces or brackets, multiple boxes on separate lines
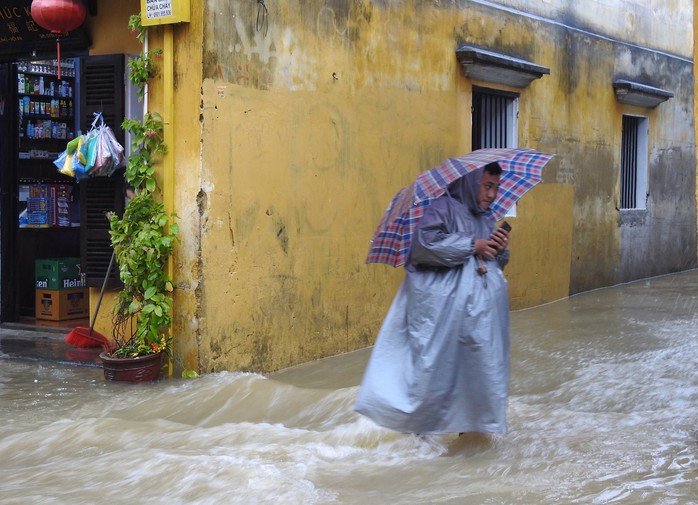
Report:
621,114,649,211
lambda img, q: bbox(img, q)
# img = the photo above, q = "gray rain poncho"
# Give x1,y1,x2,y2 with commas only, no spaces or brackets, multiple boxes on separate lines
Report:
356,167,510,434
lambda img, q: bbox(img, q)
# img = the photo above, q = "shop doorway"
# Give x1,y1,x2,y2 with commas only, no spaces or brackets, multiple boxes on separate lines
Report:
0,54,127,330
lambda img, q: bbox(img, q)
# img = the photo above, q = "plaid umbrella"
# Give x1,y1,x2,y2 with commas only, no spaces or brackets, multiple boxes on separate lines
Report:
366,147,555,267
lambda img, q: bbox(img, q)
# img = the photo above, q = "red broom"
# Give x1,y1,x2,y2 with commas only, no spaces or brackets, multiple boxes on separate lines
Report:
65,252,114,350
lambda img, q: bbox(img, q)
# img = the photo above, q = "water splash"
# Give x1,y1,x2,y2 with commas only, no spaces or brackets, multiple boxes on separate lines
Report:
1,271,698,504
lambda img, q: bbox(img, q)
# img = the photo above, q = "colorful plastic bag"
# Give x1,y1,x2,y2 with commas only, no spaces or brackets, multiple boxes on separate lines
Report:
92,125,126,176
53,136,83,178
54,112,126,180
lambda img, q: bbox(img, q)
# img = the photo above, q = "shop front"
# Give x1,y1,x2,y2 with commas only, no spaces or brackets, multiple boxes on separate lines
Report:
0,1,139,330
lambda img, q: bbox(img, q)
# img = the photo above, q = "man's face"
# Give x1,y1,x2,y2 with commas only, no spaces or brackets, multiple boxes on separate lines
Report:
478,172,500,210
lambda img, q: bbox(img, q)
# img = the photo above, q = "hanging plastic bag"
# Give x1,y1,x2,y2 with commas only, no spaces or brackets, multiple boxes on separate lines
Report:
53,136,82,177
92,131,111,177
70,134,89,175
102,126,126,175
92,125,126,177
80,128,100,173
54,150,73,177
86,113,126,176
54,112,126,180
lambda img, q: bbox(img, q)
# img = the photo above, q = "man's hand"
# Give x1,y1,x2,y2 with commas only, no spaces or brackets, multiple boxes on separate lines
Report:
474,238,498,259
489,227,510,254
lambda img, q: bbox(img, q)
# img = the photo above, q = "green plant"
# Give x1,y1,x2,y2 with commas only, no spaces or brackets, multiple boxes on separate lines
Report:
122,112,167,192
127,49,163,100
108,190,178,358
128,14,147,43
105,16,178,359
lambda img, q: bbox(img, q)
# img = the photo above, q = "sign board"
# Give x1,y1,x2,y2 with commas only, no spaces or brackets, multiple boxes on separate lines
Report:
0,1,90,61
140,0,190,26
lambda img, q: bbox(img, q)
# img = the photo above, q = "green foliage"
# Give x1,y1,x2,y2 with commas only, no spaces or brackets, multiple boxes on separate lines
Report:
107,192,178,358
106,15,177,359
127,49,163,100
122,113,167,192
128,14,147,44
182,369,199,379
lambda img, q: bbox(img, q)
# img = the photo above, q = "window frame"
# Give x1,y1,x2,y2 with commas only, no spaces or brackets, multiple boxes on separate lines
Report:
471,86,519,151
620,114,649,211
472,86,519,216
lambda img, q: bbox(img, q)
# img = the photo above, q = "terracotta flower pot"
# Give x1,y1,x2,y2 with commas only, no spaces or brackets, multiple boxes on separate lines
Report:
99,351,163,383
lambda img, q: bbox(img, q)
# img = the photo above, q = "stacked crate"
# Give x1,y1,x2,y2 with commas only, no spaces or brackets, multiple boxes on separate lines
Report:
35,257,88,320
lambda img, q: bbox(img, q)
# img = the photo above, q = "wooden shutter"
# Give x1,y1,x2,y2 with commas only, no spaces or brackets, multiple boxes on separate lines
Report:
79,55,125,288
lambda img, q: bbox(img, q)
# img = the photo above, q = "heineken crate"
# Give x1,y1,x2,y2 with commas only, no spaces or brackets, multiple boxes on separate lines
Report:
35,288,89,321
35,257,85,290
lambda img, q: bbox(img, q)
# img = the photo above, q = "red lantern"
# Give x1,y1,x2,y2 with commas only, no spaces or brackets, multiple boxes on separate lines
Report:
30,0,87,79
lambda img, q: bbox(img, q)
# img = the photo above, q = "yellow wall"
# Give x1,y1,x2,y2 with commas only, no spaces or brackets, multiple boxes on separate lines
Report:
84,1,141,56
191,1,574,373
87,0,692,375
505,184,573,308
494,0,693,59
162,1,205,374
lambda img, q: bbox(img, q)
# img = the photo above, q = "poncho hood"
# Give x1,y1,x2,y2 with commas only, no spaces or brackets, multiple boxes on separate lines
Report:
447,168,487,216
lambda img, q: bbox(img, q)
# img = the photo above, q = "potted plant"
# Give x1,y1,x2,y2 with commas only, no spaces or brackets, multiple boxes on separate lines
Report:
99,16,178,382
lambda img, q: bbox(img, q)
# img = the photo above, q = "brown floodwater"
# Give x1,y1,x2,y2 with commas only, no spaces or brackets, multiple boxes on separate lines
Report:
1,271,697,504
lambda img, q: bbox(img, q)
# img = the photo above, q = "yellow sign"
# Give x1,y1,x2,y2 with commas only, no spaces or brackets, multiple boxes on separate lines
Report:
140,0,190,26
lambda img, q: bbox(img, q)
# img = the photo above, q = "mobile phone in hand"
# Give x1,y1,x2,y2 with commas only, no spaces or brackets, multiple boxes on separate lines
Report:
501,221,512,232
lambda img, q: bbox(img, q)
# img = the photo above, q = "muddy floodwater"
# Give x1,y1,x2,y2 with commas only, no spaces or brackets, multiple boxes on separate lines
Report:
1,271,697,504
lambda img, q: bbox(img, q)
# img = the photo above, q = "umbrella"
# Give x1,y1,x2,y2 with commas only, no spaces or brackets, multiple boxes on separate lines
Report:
366,147,555,267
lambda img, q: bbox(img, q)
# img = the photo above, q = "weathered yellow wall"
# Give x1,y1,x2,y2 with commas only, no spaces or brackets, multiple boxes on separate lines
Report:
164,1,205,374
84,1,141,56
192,1,574,373
88,0,693,375
197,83,459,371
197,3,457,372
495,0,693,59
506,184,573,308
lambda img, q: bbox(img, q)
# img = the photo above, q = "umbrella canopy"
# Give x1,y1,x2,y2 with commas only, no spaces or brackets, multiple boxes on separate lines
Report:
366,147,555,267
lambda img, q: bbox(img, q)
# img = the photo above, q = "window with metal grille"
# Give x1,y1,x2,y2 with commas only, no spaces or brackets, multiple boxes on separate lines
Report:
620,115,648,210
472,87,518,150
472,87,519,215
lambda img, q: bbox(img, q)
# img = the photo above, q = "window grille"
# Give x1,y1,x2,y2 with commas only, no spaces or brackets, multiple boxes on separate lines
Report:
472,87,519,215
472,87,518,150
620,115,648,210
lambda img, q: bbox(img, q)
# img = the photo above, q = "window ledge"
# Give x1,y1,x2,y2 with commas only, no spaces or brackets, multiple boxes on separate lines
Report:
613,80,673,108
619,208,647,227
456,45,550,88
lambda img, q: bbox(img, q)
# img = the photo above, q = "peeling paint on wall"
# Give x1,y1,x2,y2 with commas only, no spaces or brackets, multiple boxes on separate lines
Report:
181,0,695,373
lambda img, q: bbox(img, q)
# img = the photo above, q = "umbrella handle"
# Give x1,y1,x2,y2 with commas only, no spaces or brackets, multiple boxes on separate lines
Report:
476,256,488,276
89,251,115,332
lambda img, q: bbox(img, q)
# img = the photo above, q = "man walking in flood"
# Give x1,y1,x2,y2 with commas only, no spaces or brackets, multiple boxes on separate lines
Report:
356,162,511,435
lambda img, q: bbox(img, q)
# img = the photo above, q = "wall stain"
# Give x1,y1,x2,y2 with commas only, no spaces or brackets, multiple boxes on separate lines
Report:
194,0,695,374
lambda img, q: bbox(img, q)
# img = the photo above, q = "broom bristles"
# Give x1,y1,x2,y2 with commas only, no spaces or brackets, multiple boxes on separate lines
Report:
66,328,112,350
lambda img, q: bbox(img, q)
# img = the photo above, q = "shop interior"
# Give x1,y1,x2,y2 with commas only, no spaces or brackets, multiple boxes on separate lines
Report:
13,59,85,328
0,1,149,336
1,45,133,332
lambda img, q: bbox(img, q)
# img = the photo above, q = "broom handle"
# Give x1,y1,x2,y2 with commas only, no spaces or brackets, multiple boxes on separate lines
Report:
90,251,115,332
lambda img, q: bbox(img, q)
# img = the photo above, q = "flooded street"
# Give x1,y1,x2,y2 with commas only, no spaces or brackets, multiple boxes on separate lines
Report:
1,271,697,504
